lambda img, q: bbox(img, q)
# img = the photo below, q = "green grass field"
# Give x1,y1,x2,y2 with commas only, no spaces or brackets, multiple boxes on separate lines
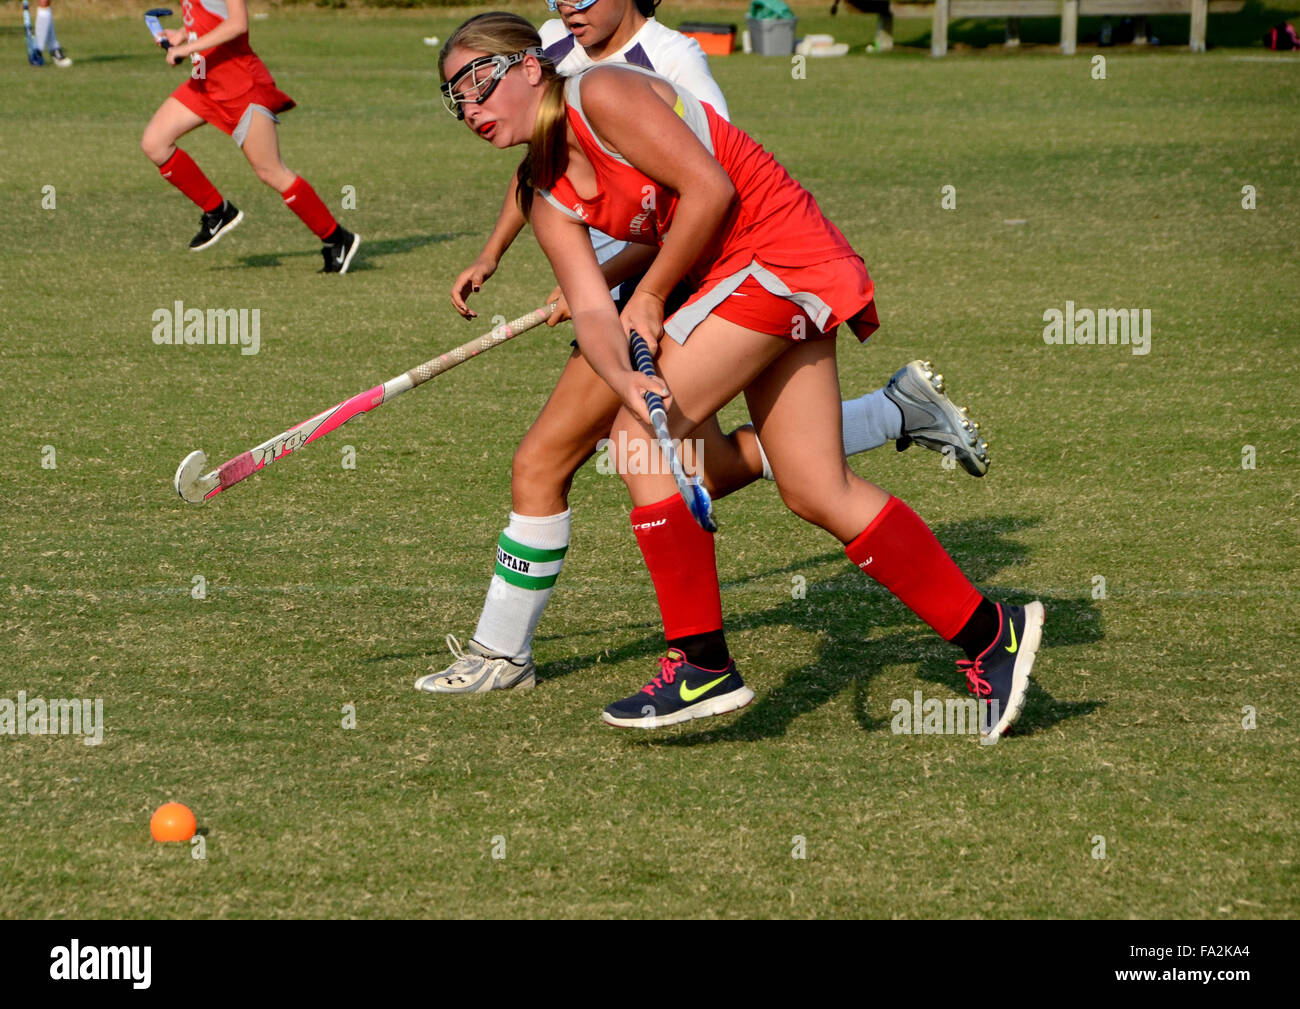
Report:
1,4,1297,919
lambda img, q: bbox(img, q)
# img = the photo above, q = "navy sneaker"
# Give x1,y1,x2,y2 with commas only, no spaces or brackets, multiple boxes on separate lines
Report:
959,601,1044,740
602,649,754,728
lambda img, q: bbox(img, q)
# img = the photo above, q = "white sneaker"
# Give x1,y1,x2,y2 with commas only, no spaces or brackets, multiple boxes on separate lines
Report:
414,635,536,694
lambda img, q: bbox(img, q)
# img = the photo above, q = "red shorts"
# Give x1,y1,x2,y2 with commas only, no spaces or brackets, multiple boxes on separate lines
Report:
171,77,296,137
667,256,880,345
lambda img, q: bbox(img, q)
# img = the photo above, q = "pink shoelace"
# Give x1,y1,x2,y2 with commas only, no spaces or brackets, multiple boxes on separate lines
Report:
641,653,685,696
958,657,992,699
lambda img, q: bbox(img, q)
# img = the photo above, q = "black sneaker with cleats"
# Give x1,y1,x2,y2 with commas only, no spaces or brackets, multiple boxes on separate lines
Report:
602,648,754,728
189,200,243,251
320,228,360,274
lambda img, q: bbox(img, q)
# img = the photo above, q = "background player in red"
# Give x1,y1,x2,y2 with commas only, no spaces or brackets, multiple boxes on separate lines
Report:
439,13,1045,737
140,0,360,272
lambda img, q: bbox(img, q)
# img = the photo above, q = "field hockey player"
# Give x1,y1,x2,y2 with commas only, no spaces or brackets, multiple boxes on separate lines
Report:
434,13,1045,737
419,4,990,697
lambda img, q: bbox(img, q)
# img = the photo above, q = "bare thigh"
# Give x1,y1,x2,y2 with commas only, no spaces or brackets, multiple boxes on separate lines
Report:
742,339,889,541
141,98,206,165
511,348,624,515
239,110,296,193
607,317,792,506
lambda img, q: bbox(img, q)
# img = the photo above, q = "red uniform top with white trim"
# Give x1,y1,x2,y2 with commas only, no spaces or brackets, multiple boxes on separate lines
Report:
540,68,875,339
182,0,276,102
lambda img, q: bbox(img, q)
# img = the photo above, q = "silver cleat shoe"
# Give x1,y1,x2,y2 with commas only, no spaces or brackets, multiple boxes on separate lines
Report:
883,360,990,477
414,634,536,694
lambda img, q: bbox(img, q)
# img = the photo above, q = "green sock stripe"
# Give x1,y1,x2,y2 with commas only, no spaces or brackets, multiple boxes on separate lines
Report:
494,563,560,591
498,533,568,563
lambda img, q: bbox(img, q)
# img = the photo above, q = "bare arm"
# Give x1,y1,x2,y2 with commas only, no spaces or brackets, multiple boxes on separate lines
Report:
578,68,736,338
544,242,659,325
450,174,529,319
532,198,666,425
168,0,249,62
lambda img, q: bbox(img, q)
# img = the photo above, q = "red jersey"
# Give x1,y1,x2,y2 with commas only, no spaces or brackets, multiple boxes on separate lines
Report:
182,0,277,102
541,67,863,293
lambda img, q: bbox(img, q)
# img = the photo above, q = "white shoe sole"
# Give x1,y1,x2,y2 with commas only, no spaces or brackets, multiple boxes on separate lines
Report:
336,234,360,275
414,666,535,695
982,601,1044,740
190,210,243,252
601,686,755,729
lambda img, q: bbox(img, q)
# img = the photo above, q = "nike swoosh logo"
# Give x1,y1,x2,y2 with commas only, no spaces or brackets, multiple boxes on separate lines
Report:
1005,620,1018,654
680,674,729,703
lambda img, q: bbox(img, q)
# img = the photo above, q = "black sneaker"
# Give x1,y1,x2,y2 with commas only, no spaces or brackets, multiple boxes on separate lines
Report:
51,47,72,68
189,200,243,251
602,648,754,728
959,601,1044,740
320,228,360,274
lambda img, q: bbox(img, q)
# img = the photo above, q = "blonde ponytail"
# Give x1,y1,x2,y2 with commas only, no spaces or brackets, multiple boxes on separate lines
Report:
516,76,569,220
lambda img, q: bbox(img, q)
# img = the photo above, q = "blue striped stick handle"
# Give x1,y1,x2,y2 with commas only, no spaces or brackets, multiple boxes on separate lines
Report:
628,331,717,532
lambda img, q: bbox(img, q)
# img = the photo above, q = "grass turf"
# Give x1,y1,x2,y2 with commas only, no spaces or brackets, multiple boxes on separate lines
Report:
1,5,1297,918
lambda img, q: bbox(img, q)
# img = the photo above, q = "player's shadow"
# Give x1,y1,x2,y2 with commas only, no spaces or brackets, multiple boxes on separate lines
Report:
230,231,466,271
71,54,140,64
542,514,1104,743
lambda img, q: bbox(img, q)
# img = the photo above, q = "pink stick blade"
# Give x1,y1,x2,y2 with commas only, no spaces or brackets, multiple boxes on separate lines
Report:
219,453,256,488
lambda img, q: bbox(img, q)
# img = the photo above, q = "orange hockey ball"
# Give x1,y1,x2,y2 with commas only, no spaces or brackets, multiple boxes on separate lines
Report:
150,802,197,842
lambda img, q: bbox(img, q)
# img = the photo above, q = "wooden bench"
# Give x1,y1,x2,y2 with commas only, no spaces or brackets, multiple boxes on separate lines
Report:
855,0,1245,55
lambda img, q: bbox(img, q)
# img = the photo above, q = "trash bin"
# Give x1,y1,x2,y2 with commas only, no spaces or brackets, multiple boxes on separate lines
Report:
746,16,797,55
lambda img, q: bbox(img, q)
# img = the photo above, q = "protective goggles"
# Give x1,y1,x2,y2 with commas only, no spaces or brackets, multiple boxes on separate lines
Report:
546,0,602,11
440,48,545,120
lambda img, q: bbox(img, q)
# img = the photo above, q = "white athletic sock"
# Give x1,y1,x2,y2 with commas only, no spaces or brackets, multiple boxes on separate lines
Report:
735,423,774,480
472,510,570,660
35,7,56,51
842,389,903,456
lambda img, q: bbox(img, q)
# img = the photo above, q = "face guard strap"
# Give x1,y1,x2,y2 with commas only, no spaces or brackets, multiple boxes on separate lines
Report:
441,47,546,120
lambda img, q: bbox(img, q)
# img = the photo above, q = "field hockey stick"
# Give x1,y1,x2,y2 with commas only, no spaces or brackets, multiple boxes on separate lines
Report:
22,2,43,65
628,331,717,532
144,8,174,50
173,303,556,504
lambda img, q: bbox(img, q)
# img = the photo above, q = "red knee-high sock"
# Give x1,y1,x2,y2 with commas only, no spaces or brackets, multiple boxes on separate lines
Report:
281,176,338,240
845,496,984,641
630,494,723,641
159,149,222,213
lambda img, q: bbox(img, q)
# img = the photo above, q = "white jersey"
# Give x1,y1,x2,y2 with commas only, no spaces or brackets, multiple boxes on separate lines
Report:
539,17,730,122
538,18,731,280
